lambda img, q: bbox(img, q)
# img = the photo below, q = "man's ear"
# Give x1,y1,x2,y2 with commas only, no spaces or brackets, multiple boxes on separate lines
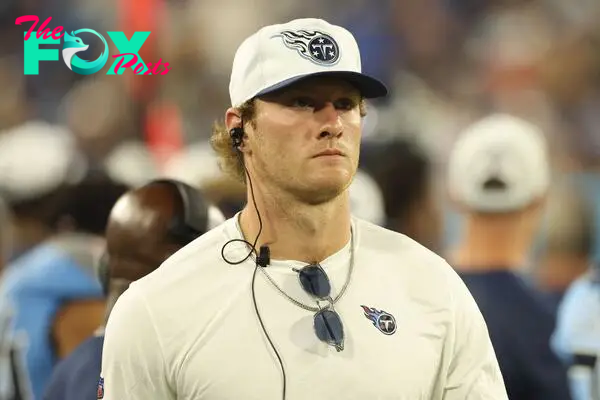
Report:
225,108,242,131
224,107,256,154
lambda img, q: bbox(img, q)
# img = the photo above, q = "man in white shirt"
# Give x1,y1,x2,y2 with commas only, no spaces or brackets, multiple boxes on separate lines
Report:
100,17,508,400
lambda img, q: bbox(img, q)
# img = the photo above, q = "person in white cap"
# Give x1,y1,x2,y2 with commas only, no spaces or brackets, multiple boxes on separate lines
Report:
0,121,87,261
447,113,572,400
100,18,507,400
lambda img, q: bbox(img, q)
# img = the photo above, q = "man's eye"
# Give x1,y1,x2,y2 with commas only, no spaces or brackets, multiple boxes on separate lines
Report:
291,97,314,108
334,98,357,110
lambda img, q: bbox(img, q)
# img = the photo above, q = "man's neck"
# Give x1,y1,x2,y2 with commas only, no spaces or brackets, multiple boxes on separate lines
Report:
239,188,352,264
450,217,534,272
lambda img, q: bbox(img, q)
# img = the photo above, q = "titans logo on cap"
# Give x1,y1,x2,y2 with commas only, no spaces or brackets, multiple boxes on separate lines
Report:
273,30,340,66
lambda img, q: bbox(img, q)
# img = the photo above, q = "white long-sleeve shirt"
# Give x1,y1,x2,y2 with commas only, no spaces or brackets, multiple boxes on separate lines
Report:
99,215,507,399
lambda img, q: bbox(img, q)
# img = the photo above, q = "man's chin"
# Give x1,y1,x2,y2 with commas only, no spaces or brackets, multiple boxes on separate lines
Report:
295,177,351,205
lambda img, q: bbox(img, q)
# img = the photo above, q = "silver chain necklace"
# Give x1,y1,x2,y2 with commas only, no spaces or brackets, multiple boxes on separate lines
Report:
258,232,355,312
237,222,355,313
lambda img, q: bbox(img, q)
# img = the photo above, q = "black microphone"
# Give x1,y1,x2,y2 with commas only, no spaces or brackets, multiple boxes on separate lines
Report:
257,245,270,267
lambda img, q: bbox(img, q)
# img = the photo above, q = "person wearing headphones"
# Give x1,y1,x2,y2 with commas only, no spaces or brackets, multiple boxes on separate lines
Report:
43,179,225,400
100,18,507,399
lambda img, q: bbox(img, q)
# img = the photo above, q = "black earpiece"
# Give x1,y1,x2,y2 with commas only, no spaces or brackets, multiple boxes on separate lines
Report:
230,127,244,149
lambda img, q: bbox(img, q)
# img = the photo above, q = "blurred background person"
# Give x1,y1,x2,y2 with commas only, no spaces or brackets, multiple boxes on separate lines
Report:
551,262,600,400
446,113,571,400
549,179,600,400
359,137,441,251
0,175,128,400
0,122,87,263
44,179,225,400
532,180,595,314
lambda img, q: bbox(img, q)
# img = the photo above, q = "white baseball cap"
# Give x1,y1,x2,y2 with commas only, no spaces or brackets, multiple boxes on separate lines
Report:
447,113,551,213
0,121,87,204
229,18,388,107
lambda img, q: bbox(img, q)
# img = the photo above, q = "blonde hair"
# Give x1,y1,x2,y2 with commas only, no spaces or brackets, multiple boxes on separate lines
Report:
210,98,367,183
210,100,256,183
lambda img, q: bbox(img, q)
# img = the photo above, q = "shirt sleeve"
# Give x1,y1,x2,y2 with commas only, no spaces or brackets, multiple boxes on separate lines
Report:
443,268,509,400
100,285,175,399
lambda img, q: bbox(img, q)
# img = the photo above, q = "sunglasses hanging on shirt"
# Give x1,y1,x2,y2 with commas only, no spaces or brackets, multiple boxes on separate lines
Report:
293,263,345,352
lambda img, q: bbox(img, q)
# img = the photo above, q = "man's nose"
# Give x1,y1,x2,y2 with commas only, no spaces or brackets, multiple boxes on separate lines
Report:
317,102,343,139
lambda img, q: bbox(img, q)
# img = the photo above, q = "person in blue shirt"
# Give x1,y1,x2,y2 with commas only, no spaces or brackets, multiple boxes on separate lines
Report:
43,179,225,400
552,267,600,400
0,175,128,400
